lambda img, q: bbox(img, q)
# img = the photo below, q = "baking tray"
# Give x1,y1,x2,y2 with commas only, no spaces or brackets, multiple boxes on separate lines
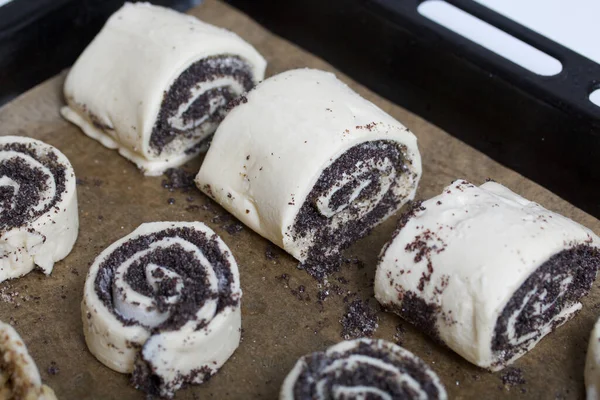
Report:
225,0,600,220
0,0,201,105
0,1,598,398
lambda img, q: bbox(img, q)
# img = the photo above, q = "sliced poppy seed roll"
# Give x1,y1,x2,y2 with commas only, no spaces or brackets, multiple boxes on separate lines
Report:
0,136,78,283
82,221,241,398
375,179,600,371
196,68,422,280
280,338,447,400
586,317,600,400
62,2,266,175
0,321,57,400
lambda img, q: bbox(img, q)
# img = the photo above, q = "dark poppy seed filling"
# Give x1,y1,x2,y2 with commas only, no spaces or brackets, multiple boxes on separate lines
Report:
84,223,241,399
291,140,413,280
150,55,255,154
384,291,444,346
289,340,446,400
93,226,237,332
492,245,600,365
0,142,67,231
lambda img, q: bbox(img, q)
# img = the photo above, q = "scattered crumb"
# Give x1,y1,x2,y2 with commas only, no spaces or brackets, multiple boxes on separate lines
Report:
343,256,365,269
342,292,357,303
336,276,349,284
0,285,19,304
290,285,310,302
393,323,405,345
211,214,243,235
312,319,328,335
501,367,526,386
76,177,103,187
200,203,217,213
162,168,195,191
317,289,329,302
167,198,175,205
265,245,278,261
340,299,378,340
224,223,243,235
47,362,59,375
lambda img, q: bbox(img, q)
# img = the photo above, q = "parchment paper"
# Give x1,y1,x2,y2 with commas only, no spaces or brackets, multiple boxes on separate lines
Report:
0,1,598,398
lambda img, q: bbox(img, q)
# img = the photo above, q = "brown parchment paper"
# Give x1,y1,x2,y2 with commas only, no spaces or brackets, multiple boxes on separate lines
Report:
0,1,598,398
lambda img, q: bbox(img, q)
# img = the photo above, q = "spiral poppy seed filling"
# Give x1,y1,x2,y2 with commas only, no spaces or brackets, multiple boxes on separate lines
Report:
282,339,447,400
492,245,600,364
294,344,440,398
150,55,255,154
62,3,267,175
374,180,600,370
196,69,422,283
94,227,236,331
0,142,66,230
84,222,241,398
291,140,412,280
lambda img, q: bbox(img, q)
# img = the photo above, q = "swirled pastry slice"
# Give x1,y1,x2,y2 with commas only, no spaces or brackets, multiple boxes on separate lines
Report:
62,2,266,176
281,338,447,400
0,136,78,283
375,179,600,371
196,68,422,280
82,221,241,398
0,321,56,400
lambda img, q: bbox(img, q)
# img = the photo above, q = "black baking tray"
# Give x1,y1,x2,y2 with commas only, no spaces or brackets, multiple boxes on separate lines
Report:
0,0,598,217
0,0,200,105
225,0,600,218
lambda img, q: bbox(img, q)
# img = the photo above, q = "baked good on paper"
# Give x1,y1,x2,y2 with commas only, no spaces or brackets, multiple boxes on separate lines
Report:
375,179,600,371
82,221,242,398
280,338,447,400
196,68,422,280
0,321,57,400
62,2,266,175
586,317,600,400
0,136,78,283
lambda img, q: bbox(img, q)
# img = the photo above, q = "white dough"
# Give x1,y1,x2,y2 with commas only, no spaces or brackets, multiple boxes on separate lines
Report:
196,68,422,265
586,317,600,400
82,221,241,398
0,321,57,400
0,136,78,283
62,2,266,176
280,338,447,400
375,180,600,371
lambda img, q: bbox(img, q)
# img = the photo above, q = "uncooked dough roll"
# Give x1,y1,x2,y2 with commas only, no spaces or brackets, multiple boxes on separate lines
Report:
0,136,78,283
62,2,266,176
280,338,447,400
586,317,600,400
375,179,600,371
0,321,57,400
82,221,242,398
196,68,422,280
